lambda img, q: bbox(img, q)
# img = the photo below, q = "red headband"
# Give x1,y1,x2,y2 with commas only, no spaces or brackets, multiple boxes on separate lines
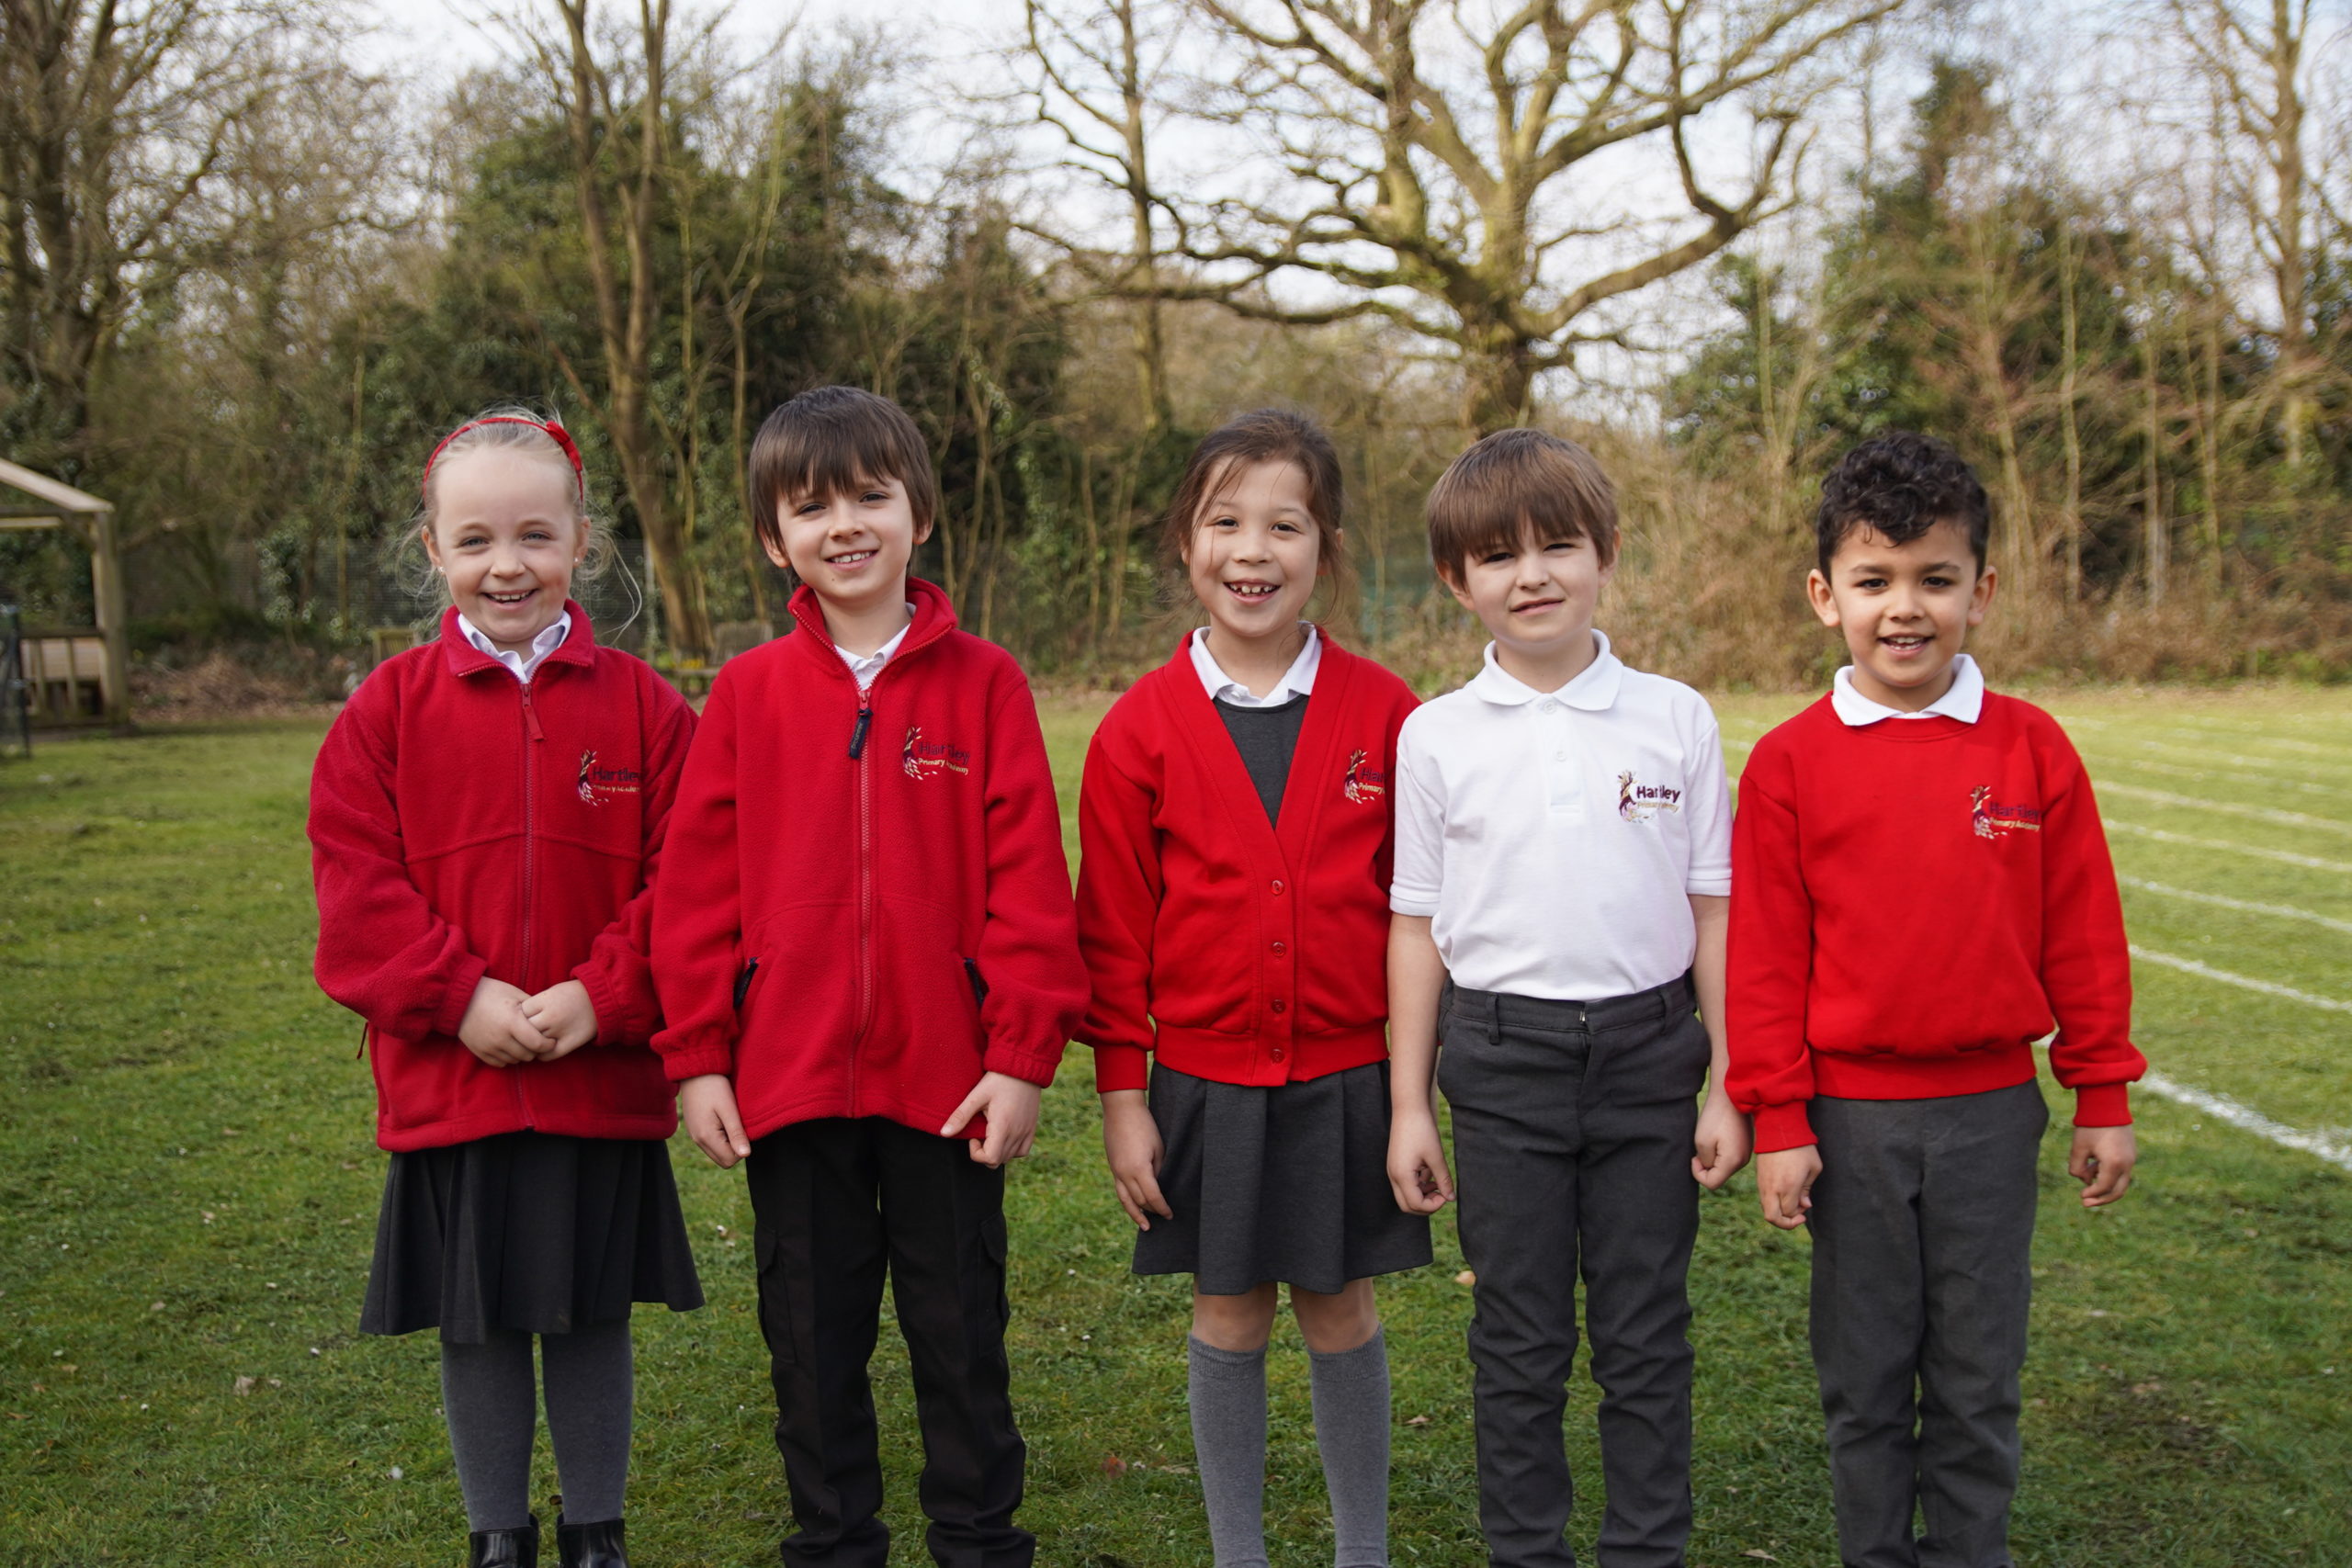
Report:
422,414,586,503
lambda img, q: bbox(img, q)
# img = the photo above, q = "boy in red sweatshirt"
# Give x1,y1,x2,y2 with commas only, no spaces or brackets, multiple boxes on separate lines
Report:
1727,432,2145,1568
651,386,1088,1568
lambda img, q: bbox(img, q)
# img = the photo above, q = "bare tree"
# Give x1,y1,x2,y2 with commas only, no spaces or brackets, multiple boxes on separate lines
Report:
0,0,304,476
1022,0,1177,432
2162,0,2328,467
1120,0,1904,431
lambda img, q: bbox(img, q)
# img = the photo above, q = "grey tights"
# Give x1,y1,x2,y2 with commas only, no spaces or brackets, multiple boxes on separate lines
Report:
1188,1329,1393,1568
438,1320,634,1531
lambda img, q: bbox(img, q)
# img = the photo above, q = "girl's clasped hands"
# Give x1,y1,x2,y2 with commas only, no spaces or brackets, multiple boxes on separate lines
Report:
455,975,601,1065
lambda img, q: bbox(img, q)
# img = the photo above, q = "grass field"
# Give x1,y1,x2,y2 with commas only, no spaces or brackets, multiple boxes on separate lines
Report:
3,686,2349,1566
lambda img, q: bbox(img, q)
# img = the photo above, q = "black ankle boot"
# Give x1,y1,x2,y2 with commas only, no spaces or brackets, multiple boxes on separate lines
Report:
468,1515,539,1568
555,1516,627,1568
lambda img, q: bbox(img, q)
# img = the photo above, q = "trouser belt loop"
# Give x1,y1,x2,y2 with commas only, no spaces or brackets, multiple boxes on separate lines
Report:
1487,989,1503,1048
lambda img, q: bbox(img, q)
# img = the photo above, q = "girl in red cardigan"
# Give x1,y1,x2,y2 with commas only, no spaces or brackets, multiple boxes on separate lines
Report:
1077,410,1430,1568
309,412,699,1568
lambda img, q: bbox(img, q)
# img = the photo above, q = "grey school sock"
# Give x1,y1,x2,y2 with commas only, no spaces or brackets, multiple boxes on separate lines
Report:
541,1318,634,1524
1309,1327,1392,1568
1189,1335,1272,1568
441,1328,537,1532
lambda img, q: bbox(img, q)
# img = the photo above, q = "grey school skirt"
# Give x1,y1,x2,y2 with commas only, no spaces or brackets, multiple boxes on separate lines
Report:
359,1130,703,1344
1133,1060,1433,1296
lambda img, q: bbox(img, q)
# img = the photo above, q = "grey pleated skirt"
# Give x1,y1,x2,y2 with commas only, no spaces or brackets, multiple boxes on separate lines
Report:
1134,1060,1433,1296
360,1130,703,1343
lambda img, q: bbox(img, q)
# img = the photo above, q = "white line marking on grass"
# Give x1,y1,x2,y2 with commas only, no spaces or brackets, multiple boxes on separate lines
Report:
2088,753,2350,800
2098,782,2352,837
2131,739,2346,785
2118,876,2352,938
2105,818,2352,874
2135,1073,2352,1172
2156,726,2352,763
2128,944,2352,1013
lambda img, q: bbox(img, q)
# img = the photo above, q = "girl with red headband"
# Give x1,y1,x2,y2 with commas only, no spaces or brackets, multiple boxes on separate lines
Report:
309,408,699,1568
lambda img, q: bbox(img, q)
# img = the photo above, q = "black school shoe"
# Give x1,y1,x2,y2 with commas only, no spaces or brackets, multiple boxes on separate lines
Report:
469,1515,539,1568
555,1516,627,1568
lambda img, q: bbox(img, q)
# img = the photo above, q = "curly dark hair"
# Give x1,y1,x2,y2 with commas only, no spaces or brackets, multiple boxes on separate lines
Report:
1815,432,1990,576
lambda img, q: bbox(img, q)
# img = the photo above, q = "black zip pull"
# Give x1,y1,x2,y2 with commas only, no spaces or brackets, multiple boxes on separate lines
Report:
733,958,760,1010
848,703,872,760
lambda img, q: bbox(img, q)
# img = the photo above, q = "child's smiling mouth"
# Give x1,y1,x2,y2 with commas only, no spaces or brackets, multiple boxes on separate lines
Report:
1223,580,1281,601
827,548,877,567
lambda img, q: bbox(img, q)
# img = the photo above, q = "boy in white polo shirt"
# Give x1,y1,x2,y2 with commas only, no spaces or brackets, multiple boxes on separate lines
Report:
1385,428,1745,1568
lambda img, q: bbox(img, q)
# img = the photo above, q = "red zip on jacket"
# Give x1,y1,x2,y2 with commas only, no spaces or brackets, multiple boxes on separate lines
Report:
650,579,1087,1143
1077,634,1419,1094
310,604,694,1152
1726,692,2146,1154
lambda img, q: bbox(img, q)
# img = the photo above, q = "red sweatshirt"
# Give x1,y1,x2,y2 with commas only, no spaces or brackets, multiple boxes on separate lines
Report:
1726,692,2146,1153
650,580,1086,1142
1077,635,1419,1093
310,604,694,1152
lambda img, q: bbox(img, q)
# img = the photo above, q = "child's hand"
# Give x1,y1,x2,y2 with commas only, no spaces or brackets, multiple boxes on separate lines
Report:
681,1074,751,1168
1691,1091,1753,1190
1100,1089,1172,1230
1386,1111,1454,1215
2070,1123,2137,1207
458,976,553,1066
1756,1145,1821,1229
520,979,599,1060
942,1072,1042,1168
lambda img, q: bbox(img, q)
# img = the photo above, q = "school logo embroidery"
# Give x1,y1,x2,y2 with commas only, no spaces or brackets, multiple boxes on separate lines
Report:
1343,750,1388,805
576,750,643,806
1971,785,2043,839
902,726,971,781
1617,772,1683,822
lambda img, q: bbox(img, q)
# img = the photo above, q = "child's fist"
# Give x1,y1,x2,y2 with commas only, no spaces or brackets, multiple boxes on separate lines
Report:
1756,1144,1821,1229
943,1073,1042,1168
1385,1112,1454,1215
2070,1123,2137,1207
521,979,599,1060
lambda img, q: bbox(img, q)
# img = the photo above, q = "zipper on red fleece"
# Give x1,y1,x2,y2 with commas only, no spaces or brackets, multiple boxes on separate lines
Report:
514,679,545,1129
849,694,875,1111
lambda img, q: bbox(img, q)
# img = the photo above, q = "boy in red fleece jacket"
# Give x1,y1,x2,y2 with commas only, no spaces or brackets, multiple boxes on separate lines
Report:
1727,432,2146,1568
651,386,1087,1568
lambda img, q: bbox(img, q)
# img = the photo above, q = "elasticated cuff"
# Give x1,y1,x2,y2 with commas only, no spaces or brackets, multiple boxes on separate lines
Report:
575,962,627,1049
657,1041,735,1083
1751,1100,1817,1155
983,1041,1065,1089
2071,1081,2134,1128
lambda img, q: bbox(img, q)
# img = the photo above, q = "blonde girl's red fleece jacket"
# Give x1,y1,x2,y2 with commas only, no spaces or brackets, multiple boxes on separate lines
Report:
649,580,1087,1143
1076,633,1419,1094
1725,692,2147,1154
309,604,694,1152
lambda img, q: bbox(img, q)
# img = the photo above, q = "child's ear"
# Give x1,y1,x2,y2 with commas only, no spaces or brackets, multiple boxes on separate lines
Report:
1967,564,1998,626
421,524,445,573
758,531,793,573
1437,563,1475,612
1805,568,1840,627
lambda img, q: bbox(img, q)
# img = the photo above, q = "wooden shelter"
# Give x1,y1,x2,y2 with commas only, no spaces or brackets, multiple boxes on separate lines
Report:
0,458,130,731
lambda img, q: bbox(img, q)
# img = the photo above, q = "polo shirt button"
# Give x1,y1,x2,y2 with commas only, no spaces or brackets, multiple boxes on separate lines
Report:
1271,878,1286,896
1271,941,1286,954
1554,749,1566,761
1270,998,1287,1013
1538,699,1556,713
1271,1045,1286,1062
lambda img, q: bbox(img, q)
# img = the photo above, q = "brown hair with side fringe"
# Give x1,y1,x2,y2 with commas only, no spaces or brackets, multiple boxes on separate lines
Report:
1161,408,1354,621
1425,427,1617,586
747,386,938,556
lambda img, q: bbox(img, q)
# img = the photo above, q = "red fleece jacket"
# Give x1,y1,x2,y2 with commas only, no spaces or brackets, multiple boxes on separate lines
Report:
650,580,1087,1142
310,604,693,1152
1076,635,1418,1093
1726,692,2146,1154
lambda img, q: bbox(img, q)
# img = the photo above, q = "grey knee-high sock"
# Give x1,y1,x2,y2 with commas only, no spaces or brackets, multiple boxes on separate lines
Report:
441,1328,537,1532
1189,1336,1272,1568
1309,1328,1392,1568
541,1319,634,1524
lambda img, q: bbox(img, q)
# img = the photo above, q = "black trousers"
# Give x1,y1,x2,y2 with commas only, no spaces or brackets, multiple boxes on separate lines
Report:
1439,977,1711,1568
744,1116,1029,1568
1809,1081,2048,1568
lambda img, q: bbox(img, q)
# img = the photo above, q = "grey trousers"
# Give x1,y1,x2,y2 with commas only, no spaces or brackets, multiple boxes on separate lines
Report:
1809,1080,2049,1568
1439,978,1711,1568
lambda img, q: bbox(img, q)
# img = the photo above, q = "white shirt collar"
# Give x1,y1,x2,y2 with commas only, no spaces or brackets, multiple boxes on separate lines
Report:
1190,624,1320,708
1831,652,1984,727
1465,629,1623,711
458,610,571,683
835,604,917,691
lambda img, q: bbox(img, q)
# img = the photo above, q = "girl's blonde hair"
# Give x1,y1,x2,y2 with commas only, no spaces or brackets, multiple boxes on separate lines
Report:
398,406,617,603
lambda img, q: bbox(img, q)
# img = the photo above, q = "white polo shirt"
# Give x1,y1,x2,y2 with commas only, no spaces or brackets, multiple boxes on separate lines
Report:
1390,631,1734,1000
1189,624,1320,705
